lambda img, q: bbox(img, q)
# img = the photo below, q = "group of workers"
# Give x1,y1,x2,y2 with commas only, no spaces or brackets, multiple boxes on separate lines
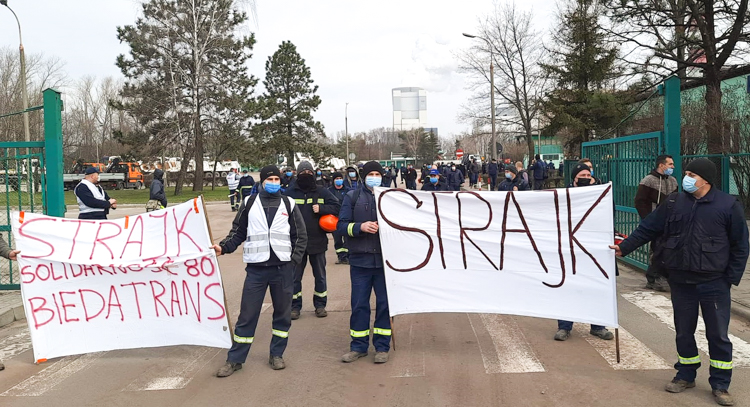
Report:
17,153,746,406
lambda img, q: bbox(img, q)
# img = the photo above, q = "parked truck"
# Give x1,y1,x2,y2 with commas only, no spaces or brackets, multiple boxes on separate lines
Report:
63,160,144,191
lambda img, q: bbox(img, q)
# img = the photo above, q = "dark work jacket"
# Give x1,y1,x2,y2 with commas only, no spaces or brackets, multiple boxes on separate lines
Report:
328,184,350,203
488,163,499,176
337,185,383,268
497,175,529,191
75,182,111,220
406,168,418,182
421,179,450,191
149,177,167,207
447,169,464,186
238,175,255,199
533,161,547,180
285,184,341,254
619,188,749,285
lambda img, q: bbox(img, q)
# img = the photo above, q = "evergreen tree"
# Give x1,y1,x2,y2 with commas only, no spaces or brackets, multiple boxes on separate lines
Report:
255,41,326,164
115,0,256,193
541,0,626,150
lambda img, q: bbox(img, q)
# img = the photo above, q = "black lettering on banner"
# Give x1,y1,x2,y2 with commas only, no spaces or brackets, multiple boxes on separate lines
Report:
456,191,497,270
569,185,612,279
377,189,434,272
500,192,547,272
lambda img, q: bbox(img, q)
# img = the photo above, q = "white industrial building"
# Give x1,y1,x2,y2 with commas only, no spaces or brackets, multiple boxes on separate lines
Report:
392,87,427,131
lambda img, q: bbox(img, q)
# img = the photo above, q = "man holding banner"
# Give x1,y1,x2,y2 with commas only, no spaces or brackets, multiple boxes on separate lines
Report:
212,165,308,377
338,161,392,364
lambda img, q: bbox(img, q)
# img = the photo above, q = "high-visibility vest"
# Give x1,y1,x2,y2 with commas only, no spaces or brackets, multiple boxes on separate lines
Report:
243,195,295,263
75,179,107,215
226,173,240,190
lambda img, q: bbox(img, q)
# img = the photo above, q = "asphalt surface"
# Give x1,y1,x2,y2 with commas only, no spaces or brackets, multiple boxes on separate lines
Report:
2,202,750,406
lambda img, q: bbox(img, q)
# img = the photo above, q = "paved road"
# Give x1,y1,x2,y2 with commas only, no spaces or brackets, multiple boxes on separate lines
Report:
2,203,750,406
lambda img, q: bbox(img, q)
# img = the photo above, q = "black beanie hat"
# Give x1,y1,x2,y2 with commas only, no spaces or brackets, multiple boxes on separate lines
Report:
505,164,518,175
260,165,281,181
570,163,591,180
685,158,716,184
361,161,384,177
332,171,343,180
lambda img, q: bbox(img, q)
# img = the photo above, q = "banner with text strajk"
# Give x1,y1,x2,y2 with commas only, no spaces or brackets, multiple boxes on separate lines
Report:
12,197,231,362
375,184,618,327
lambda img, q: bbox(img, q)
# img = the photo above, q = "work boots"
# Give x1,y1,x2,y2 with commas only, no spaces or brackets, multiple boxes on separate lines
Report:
664,379,695,393
712,389,734,406
315,308,328,318
291,309,300,320
554,329,570,341
374,352,389,364
269,356,286,370
341,351,368,363
216,362,242,377
590,328,614,340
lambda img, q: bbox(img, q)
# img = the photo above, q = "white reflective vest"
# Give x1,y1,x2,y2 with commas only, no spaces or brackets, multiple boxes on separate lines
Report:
243,196,295,263
75,179,107,214
227,173,240,190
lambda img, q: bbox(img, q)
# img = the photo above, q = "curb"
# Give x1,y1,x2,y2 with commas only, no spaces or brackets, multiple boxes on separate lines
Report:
0,305,24,329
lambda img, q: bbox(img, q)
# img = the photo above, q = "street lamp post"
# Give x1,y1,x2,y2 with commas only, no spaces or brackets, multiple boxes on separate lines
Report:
345,102,349,166
2,0,31,142
463,33,495,161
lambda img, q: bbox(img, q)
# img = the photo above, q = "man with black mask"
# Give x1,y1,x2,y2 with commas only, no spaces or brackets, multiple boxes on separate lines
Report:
285,161,341,320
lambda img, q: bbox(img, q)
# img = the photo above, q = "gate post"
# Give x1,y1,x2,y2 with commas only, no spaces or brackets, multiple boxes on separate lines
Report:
43,88,65,217
661,75,682,177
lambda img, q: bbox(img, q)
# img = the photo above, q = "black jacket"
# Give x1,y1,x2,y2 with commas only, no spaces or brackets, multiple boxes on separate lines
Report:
337,185,382,268
285,183,341,254
619,188,749,285
150,169,167,207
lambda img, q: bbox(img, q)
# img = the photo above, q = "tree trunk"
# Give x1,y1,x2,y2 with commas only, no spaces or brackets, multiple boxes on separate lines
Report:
704,69,724,154
526,126,535,165
288,149,295,169
174,146,191,196
211,160,219,191
192,101,204,192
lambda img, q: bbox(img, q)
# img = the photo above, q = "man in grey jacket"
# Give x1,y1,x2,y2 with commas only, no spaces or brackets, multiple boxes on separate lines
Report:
212,165,307,377
0,235,20,371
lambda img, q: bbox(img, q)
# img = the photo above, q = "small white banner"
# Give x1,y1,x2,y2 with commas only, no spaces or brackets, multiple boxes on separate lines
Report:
374,183,618,327
12,197,231,362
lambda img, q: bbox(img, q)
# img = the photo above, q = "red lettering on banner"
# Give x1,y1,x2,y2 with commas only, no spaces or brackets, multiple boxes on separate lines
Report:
72,264,84,278
28,297,55,329
21,265,35,284
50,262,65,281
106,285,124,321
17,218,56,258
36,263,52,281
150,280,170,317
121,282,147,319
82,265,95,277
147,212,169,260
200,256,215,277
90,222,123,260
185,258,200,277
59,291,79,323
204,283,225,320
183,280,201,322
79,289,106,321
51,293,63,325
170,281,183,316
62,219,95,260
120,215,144,259
173,207,203,256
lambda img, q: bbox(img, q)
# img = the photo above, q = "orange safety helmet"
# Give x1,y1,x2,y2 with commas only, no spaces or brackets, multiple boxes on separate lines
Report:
319,214,338,232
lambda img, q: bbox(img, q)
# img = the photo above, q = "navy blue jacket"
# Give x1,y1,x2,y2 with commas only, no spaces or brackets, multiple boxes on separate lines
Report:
238,175,255,199
497,174,529,191
328,184,350,203
446,169,464,186
75,182,112,219
533,161,547,180
619,188,749,285
337,185,382,268
488,163,499,176
421,179,450,191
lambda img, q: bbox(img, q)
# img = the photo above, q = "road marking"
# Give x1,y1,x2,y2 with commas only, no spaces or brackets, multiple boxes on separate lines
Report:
0,328,32,361
572,324,671,370
123,346,220,391
1,352,106,396
622,291,750,367
468,313,545,374
390,319,425,378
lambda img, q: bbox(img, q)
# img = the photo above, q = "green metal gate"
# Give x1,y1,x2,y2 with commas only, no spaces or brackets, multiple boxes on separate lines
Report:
0,88,65,289
581,76,682,271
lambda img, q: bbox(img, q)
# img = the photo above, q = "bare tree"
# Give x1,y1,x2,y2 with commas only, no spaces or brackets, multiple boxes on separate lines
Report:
603,0,750,153
457,2,547,161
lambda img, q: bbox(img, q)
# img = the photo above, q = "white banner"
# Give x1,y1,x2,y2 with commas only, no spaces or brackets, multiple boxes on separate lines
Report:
375,183,618,327
12,197,231,362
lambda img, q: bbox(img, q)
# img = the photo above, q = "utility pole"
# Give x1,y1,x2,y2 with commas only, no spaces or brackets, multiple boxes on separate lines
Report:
2,1,30,142
345,102,349,166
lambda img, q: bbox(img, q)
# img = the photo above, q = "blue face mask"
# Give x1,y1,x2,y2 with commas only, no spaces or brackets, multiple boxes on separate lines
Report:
317,171,321,176
682,176,700,193
665,168,674,176
590,169,595,176
285,171,292,177
334,179,344,187
365,176,382,188
264,181,281,194
429,177,438,184
348,171,356,178
505,173,513,179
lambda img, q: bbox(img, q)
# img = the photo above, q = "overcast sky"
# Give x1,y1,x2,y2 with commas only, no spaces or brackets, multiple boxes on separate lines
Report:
0,0,557,139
